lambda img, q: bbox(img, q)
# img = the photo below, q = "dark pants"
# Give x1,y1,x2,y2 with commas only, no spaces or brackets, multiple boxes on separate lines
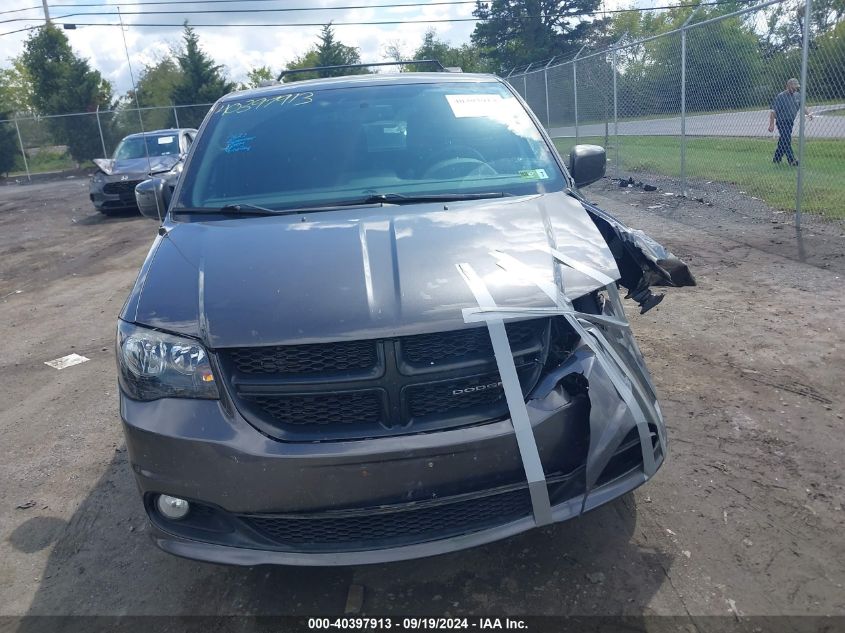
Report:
774,120,795,163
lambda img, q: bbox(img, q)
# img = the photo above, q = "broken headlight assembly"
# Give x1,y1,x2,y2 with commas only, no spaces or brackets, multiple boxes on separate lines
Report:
117,320,218,401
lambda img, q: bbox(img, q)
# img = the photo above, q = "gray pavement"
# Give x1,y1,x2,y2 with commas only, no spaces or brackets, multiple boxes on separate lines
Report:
548,104,845,139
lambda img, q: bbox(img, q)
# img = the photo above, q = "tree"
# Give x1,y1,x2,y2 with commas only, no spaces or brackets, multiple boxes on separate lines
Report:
21,25,113,163
0,113,18,176
283,24,367,82
315,23,364,74
284,50,322,82
0,57,35,114
408,29,492,73
240,66,275,89
131,56,185,130
171,23,235,127
471,0,606,72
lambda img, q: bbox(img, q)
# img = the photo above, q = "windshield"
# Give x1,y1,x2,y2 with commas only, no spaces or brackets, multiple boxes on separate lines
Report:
113,134,180,160
176,81,567,211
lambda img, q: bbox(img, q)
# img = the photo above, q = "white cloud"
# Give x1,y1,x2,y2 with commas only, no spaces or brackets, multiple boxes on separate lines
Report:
0,0,479,96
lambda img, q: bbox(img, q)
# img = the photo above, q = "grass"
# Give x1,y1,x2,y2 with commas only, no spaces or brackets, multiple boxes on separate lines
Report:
9,149,76,177
555,135,845,218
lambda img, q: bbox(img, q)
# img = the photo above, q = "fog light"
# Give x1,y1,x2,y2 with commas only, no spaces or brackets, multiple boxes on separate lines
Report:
156,494,190,520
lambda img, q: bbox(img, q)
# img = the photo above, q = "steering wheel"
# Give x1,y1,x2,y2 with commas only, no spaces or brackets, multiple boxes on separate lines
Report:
427,145,486,164
422,157,497,180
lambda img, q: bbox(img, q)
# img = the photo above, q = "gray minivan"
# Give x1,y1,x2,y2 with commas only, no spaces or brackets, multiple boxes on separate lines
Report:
118,72,694,565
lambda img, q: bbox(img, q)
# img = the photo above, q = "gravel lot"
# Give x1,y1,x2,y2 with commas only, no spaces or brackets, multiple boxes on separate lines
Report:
0,176,843,625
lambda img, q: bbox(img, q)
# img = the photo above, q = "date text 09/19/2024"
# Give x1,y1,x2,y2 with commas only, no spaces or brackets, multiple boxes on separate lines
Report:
307,618,528,630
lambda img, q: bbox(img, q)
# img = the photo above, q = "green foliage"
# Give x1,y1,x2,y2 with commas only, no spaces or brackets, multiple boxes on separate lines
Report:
407,29,492,73
285,50,322,82
240,66,275,89
283,24,366,82
21,25,113,163
0,115,17,176
105,56,187,146
171,23,235,127
809,19,845,101
472,0,606,71
0,57,35,114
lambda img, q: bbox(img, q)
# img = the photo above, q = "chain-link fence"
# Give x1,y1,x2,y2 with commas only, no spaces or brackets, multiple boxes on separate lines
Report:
508,0,845,225
0,103,214,179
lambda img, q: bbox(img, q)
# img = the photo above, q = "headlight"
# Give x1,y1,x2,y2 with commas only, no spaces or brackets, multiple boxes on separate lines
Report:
92,171,105,183
152,163,182,178
116,320,218,401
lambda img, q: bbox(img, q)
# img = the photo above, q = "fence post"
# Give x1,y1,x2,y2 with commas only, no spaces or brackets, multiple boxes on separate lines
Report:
172,104,180,129
680,28,687,197
95,104,108,158
573,62,578,144
795,0,811,227
612,43,619,179
544,60,552,128
13,116,30,182
680,10,699,198
573,46,586,145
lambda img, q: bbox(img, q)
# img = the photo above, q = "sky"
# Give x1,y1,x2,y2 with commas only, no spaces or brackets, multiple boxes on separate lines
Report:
0,0,631,96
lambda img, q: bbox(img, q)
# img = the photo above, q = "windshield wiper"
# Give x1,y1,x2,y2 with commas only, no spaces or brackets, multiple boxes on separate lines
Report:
356,192,510,204
219,203,278,215
173,192,511,217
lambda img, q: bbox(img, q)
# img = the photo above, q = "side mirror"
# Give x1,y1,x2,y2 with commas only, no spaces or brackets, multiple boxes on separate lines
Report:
135,178,170,220
569,144,606,188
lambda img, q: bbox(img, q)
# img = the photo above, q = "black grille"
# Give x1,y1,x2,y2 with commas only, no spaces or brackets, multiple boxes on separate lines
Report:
407,373,505,418
246,391,383,426
400,320,542,367
230,340,378,375
103,179,142,195
241,488,531,550
219,318,557,441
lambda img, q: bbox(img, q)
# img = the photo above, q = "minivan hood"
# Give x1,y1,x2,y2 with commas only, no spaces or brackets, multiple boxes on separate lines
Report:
127,192,620,348
93,155,179,176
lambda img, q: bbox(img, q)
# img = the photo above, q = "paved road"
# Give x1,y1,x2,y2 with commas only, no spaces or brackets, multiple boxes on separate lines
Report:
548,105,845,139
0,178,843,625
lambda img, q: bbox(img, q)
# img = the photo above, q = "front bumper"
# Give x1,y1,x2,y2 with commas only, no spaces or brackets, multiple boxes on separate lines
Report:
90,171,178,211
121,334,666,566
90,174,147,211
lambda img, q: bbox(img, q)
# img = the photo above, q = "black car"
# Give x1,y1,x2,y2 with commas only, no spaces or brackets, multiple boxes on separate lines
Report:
89,128,196,214
118,72,694,565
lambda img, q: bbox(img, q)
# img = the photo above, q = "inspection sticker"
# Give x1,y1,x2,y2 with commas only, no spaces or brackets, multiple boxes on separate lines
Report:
445,94,503,118
157,136,174,144
519,169,549,180
45,353,90,370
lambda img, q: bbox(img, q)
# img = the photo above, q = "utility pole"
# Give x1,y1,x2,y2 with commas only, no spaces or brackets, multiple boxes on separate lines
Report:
42,0,51,23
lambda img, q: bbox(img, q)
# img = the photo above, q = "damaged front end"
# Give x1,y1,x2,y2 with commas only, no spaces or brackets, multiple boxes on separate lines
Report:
457,202,694,529
523,286,668,521
122,192,694,565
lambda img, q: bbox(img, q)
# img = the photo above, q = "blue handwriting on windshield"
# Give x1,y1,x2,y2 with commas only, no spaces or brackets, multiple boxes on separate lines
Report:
224,133,255,154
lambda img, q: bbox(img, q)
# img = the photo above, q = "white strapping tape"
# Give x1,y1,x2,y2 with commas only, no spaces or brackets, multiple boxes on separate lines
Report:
538,244,618,287
464,249,658,515
456,262,553,527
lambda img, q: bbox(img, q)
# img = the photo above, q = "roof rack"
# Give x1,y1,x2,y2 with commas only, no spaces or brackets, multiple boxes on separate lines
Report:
276,59,447,82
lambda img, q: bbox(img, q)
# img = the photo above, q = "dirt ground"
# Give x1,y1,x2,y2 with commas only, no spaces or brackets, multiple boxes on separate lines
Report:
0,176,843,626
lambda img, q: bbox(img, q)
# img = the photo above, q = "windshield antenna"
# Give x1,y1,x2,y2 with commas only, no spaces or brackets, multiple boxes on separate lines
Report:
118,7,161,223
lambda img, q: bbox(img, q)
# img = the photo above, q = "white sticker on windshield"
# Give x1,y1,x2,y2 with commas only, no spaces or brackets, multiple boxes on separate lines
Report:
446,94,503,118
157,136,174,144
